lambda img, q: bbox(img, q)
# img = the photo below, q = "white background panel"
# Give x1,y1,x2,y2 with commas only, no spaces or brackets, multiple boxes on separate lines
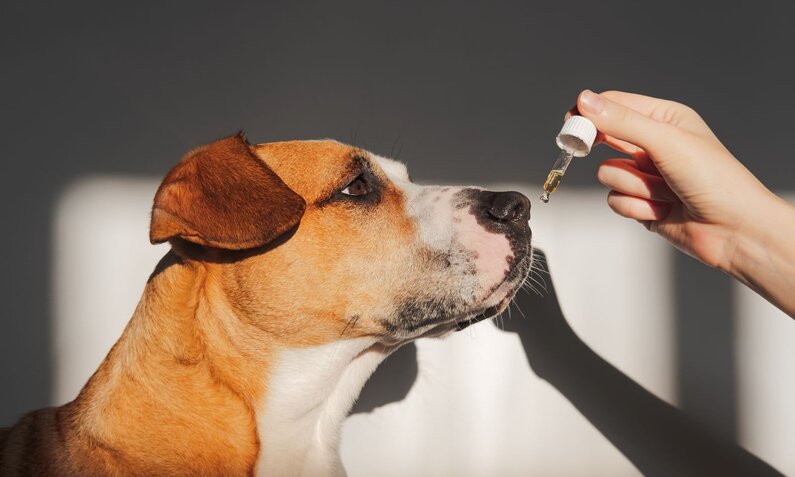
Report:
53,178,792,476
341,185,673,477
734,192,795,476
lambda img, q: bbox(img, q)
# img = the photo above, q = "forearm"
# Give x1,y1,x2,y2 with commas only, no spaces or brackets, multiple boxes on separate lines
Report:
725,193,795,319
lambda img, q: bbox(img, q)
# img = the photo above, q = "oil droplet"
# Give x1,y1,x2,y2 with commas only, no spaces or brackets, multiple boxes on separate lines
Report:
540,169,565,203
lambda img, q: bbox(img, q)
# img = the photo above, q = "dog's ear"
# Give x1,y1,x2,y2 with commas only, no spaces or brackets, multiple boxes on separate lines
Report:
150,133,306,250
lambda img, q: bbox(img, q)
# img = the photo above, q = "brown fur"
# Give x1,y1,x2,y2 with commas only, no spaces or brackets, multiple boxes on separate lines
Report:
0,135,421,476
150,133,306,250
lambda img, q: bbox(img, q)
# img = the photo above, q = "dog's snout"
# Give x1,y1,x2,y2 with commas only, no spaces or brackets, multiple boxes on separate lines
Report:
486,191,530,222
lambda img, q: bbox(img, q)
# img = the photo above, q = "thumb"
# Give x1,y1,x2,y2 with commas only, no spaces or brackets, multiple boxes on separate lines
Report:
577,90,678,158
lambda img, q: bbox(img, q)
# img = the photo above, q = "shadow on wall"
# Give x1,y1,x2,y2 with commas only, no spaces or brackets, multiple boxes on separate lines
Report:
352,343,417,414
353,251,784,477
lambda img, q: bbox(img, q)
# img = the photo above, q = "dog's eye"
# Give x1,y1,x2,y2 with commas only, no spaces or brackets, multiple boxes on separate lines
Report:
340,175,371,197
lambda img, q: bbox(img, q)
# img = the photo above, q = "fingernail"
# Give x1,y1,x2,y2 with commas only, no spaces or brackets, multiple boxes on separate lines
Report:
580,90,605,115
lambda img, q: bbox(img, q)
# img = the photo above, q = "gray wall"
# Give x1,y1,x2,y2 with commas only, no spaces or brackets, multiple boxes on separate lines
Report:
1,0,793,470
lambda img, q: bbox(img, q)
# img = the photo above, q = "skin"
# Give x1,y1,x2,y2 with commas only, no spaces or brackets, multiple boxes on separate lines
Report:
572,89,795,319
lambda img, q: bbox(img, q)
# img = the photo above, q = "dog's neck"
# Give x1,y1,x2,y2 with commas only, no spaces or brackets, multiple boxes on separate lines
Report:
65,251,388,477
255,337,389,477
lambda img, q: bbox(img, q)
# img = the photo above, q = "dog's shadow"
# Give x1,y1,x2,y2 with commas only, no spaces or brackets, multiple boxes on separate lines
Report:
351,250,784,476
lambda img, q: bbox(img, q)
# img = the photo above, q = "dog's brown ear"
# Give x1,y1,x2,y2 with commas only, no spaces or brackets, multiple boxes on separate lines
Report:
150,133,306,250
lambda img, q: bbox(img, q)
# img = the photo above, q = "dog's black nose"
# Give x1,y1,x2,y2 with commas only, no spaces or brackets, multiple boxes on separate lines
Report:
486,191,531,222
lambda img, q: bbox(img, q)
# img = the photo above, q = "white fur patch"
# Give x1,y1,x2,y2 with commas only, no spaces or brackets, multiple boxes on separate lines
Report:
255,338,389,477
373,155,410,182
373,155,514,302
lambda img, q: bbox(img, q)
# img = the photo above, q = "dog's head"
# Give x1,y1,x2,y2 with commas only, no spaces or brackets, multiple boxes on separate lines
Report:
151,134,532,346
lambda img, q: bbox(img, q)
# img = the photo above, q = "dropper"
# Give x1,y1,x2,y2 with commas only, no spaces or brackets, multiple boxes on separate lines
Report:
540,115,597,203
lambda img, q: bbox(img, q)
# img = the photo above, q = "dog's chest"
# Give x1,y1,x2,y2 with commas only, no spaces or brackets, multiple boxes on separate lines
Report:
254,338,388,477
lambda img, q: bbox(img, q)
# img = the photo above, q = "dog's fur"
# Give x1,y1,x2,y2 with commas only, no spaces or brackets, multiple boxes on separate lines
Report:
0,134,532,477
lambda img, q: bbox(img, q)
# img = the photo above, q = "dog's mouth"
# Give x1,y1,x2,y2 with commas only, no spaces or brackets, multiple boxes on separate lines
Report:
413,244,533,338
454,294,515,331
379,228,533,345
453,247,532,331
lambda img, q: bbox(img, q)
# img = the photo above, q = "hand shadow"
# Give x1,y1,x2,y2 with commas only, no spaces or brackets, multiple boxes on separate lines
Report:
500,249,783,477
350,341,418,414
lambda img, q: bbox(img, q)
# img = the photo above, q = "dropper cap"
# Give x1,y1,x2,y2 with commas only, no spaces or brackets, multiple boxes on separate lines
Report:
556,116,597,157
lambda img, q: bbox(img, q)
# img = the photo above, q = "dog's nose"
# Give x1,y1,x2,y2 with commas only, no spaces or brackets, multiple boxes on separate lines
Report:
486,191,531,222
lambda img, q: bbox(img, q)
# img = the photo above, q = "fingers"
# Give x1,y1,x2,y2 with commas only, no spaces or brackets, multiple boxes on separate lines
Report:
607,190,671,221
630,152,661,176
565,106,607,147
602,145,660,177
577,90,680,158
566,89,712,160
565,101,653,157
598,91,685,122
598,158,676,202
600,90,712,136
637,220,655,232
600,134,645,156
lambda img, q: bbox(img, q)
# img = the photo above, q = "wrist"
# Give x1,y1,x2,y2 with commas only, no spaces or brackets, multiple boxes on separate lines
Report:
724,191,795,284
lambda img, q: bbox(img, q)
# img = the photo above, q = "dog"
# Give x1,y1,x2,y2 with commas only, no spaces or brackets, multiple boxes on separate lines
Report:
0,133,532,476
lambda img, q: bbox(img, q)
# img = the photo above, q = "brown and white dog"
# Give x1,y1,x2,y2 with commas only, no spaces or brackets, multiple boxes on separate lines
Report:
0,134,532,477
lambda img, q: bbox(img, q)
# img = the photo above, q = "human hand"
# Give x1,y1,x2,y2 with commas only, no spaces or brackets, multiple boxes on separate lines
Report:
574,90,795,317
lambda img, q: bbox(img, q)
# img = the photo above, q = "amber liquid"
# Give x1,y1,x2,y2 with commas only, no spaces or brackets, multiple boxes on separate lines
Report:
540,169,564,203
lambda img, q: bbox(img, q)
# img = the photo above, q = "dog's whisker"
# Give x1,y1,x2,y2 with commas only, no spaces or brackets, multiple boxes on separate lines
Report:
515,302,527,320
520,281,543,297
526,273,548,292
